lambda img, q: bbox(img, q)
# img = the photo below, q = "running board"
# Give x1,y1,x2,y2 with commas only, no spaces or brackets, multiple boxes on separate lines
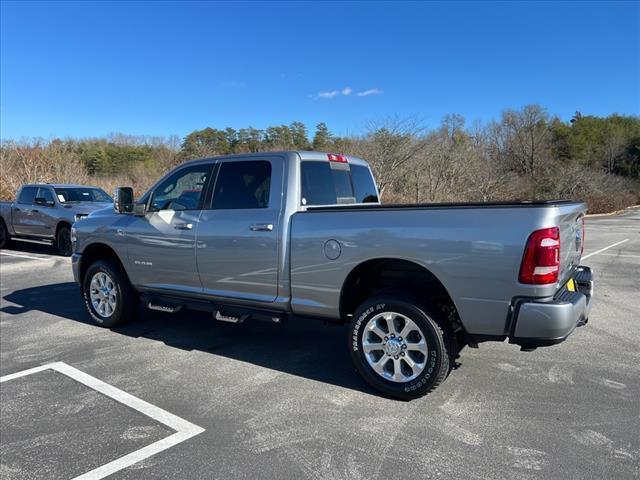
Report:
140,292,286,325
11,237,53,245
214,309,249,324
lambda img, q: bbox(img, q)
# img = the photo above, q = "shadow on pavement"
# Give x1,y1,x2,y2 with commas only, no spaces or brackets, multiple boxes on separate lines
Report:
2,242,60,256
2,282,374,396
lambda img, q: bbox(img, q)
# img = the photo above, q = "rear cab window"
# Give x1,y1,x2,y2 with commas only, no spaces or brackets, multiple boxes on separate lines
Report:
300,160,379,206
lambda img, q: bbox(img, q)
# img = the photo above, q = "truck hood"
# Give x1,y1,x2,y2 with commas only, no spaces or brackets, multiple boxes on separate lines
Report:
63,202,112,215
86,205,115,217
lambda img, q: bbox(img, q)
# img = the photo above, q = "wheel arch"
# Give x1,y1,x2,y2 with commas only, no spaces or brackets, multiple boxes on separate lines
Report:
339,257,465,335
79,242,130,286
56,220,72,235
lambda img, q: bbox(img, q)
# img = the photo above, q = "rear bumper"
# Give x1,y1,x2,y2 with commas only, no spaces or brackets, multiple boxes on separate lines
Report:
509,266,594,348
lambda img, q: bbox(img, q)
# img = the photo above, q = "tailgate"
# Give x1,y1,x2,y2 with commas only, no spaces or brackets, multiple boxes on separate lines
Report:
557,203,587,284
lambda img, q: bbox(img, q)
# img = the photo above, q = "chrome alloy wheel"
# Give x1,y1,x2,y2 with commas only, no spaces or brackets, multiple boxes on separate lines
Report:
362,311,428,383
89,272,117,318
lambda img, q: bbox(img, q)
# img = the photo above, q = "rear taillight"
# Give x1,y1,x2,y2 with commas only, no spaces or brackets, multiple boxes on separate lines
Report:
327,153,348,163
519,227,560,284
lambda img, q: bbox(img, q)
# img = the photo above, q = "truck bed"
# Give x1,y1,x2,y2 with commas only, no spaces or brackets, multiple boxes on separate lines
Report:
307,200,576,211
290,200,586,337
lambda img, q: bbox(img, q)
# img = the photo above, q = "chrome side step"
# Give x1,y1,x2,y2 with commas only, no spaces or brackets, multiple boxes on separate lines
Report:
214,310,249,324
12,237,53,245
141,293,286,325
147,302,183,313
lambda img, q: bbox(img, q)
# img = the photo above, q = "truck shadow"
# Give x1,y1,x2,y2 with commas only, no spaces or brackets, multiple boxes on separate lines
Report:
2,282,374,396
2,242,61,256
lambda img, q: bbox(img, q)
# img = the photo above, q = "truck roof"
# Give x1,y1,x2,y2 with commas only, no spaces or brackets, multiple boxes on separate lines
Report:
21,183,104,189
181,151,370,168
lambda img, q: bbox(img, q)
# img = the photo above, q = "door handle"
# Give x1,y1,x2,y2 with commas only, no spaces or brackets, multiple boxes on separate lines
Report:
174,223,193,230
32,209,39,213
250,223,273,232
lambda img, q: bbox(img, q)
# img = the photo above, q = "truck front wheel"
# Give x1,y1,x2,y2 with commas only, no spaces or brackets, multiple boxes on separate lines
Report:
0,220,10,249
82,260,138,328
56,225,72,256
349,296,454,400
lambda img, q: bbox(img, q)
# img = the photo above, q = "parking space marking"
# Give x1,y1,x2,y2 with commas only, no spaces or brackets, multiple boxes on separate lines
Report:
582,239,630,259
0,362,205,480
0,251,51,261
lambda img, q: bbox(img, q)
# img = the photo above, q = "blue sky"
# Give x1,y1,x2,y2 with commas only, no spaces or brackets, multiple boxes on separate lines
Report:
1,1,639,140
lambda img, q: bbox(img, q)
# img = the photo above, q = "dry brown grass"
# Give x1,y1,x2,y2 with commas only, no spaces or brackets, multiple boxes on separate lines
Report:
1,139,637,214
0,140,173,200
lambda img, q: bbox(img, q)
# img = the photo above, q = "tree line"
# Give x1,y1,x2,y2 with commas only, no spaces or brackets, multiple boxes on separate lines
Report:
1,105,638,213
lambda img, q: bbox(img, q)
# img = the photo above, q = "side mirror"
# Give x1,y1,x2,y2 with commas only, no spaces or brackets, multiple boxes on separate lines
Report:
114,187,134,214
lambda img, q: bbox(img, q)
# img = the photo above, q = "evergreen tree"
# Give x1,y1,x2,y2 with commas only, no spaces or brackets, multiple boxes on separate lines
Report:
312,122,333,151
289,122,310,150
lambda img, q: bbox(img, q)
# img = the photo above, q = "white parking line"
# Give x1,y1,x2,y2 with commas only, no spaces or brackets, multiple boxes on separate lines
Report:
0,362,205,480
0,251,51,261
597,253,640,259
582,239,630,259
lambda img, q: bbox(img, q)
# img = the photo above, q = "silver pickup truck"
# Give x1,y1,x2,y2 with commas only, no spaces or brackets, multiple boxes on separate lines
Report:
71,151,593,399
0,183,112,255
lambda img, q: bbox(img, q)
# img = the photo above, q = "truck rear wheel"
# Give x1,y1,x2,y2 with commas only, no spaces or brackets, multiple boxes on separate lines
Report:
349,296,454,400
82,260,138,328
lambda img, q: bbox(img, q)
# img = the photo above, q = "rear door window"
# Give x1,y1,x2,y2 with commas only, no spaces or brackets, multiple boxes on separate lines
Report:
212,161,271,209
17,186,37,204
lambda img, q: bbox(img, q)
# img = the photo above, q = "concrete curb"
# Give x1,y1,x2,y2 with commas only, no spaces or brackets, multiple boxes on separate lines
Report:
586,205,640,218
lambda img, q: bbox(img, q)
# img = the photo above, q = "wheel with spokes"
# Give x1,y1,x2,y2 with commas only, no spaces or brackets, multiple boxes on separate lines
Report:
349,296,454,400
82,259,138,327
90,272,118,318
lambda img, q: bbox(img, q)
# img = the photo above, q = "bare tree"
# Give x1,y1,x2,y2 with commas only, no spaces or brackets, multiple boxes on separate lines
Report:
488,105,553,179
343,117,426,199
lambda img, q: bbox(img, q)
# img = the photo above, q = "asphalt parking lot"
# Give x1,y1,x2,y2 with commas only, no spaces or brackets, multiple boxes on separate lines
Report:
1,208,639,480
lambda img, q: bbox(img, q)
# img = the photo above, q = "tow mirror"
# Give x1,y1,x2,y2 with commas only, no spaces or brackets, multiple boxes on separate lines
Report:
114,187,134,214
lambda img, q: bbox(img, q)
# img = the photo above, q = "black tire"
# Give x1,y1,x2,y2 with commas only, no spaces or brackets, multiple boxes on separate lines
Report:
349,296,454,400
82,259,138,328
56,225,72,256
0,220,10,249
